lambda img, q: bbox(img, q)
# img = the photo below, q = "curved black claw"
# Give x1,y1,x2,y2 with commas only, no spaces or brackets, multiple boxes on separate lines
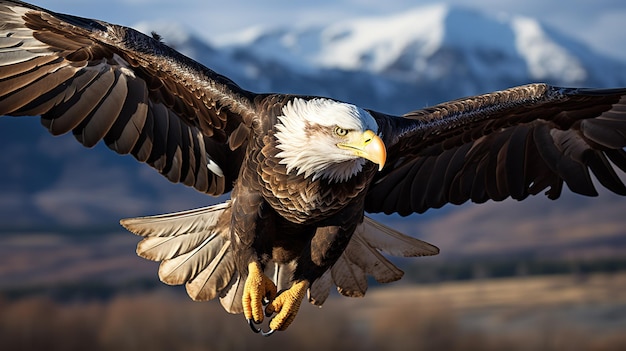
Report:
261,329,276,337
262,297,270,306
247,319,261,333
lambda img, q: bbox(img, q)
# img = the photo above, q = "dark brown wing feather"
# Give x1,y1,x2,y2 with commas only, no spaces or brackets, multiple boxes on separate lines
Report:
0,0,256,195
367,83,626,215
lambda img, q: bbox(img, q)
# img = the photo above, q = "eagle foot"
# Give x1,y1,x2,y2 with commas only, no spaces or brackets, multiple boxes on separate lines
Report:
243,261,277,332
263,280,310,334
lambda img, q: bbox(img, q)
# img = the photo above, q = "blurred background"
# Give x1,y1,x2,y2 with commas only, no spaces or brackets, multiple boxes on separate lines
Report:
1,1,626,350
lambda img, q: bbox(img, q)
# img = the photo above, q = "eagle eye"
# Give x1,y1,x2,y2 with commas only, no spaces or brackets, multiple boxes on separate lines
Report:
334,126,349,137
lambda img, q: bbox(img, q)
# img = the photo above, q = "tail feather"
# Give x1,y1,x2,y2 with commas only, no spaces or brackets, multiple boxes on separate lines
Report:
157,232,227,286
359,217,440,257
331,253,368,298
120,202,237,301
186,243,235,301
120,202,230,237
264,260,297,292
307,216,439,305
136,232,218,261
219,274,245,314
343,232,404,284
308,270,332,305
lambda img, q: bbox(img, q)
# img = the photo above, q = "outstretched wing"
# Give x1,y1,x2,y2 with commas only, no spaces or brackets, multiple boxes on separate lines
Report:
367,83,626,215
0,0,257,195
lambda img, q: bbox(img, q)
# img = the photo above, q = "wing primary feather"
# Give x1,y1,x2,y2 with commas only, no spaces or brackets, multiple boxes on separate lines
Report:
581,118,626,149
605,149,626,173
162,111,183,181
0,55,60,80
52,67,115,138
410,157,436,213
79,70,129,147
178,121,193,185
585,151,626,195
19,66,99,117
506,126,532,200
0,58,63,94
533,125,598,196
104,75,149,154
446,143,473,205
0,64,75,114
131,106,155,162
146,102,169,170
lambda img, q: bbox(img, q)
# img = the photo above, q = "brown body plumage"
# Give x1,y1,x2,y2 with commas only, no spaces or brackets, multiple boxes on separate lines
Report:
2,0,626,335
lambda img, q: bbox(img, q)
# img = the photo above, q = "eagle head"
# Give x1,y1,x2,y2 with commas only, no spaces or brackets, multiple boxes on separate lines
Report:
275,98,386,182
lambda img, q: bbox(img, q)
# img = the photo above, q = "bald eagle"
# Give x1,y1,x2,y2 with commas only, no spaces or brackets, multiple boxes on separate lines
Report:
2,0,626,335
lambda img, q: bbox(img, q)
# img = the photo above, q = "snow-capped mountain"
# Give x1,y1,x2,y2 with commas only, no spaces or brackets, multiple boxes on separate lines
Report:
223,5,580,82
1,5,626,238
143,4,626,114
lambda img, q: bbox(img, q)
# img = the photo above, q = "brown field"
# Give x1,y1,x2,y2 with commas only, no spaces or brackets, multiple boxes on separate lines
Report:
1,272,625,351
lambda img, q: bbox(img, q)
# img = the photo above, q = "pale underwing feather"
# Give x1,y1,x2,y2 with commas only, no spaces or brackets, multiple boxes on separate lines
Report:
344,232,405,284
120,202,230,237
331,254,368,298
219,274,245,314
121,202,237,304
308,269,332,306
185,241,235,301
359,216,440,257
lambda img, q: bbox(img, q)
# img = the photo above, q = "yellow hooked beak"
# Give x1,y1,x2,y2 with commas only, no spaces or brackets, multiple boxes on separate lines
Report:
337,130,387,171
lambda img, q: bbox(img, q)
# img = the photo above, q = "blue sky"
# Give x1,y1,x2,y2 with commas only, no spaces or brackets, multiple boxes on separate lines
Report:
22,1,626,61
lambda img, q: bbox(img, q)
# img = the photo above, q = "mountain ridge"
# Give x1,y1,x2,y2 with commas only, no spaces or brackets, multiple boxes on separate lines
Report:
210,4,626,88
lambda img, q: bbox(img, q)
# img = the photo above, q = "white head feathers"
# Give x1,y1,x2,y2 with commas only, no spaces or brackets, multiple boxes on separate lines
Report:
274,98,378,182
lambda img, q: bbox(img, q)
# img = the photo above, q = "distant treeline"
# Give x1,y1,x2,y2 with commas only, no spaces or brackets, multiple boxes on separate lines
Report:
3,256,626,302
403,256,626,283
0,278,162,302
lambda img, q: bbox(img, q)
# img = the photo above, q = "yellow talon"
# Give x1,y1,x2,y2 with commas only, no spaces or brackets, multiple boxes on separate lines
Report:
265,280,310,332
243,261,277,326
